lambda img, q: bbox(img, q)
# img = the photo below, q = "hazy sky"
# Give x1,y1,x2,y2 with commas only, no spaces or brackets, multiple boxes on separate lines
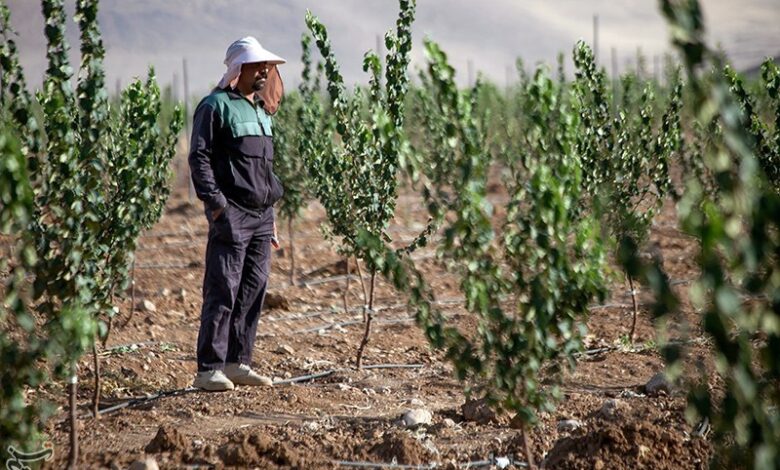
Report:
6,0,780,100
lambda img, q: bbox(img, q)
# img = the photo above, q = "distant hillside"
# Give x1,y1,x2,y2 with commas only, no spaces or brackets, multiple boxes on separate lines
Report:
6,0,779,100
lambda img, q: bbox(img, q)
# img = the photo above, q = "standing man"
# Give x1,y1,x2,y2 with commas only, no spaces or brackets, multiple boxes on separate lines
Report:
189,36,286,391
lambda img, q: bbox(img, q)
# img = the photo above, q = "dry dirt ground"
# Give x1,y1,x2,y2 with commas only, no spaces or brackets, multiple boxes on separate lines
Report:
34,178,715,469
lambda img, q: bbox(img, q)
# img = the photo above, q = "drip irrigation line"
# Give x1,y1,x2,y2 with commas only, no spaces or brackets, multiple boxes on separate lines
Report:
362,364,423,370
302,274,360,287
574,337,710,359
292,314,418,334
272,370,336,385
137,241,203,251
88,364,424,417
135,261,202,270
588,303,635,310
264,306,373,323
295,320,364,334
576,346,619,356
264,298,463,324
376,317,416,326
84,387,198,418
140,230,206,239
99,341,163,357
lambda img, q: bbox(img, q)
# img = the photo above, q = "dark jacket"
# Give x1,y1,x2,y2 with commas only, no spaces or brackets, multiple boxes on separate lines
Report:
188,87,284,216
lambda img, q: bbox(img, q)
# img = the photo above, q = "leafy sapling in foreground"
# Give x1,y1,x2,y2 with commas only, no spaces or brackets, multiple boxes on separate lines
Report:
362,41,608,469
304,0,418,369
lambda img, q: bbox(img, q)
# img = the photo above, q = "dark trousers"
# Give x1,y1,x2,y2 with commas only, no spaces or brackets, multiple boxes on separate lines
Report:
197,204,273,372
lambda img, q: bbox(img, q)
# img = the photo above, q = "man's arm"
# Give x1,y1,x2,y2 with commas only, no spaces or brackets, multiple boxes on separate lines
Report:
189,102,227,213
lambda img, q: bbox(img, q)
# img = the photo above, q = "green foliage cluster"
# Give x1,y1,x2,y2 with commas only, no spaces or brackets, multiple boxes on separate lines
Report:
617,0,780,467
0,0,181,453
573,40,681,253
303,0,414,254
726,60,780,192
362,40,609,441
271,34,324,225
303,0,417,367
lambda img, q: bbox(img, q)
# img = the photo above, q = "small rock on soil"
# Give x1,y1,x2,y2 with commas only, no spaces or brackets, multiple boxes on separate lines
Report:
128,457,159,470
557,419,584,433
139,299,157,313
401,409,433,427
644,372,673,396
594,399,630,421
265,292,290,310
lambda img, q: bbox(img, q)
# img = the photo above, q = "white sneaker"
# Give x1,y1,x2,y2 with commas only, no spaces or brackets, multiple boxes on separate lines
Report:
224,363,273,387
193,369,235,391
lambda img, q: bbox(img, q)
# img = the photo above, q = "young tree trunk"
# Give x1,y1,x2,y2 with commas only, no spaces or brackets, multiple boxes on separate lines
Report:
122,257,137,328
102,288,115,349
355,270,376,370
288,217,296,286
130,256,137,311
68,367,79,469
342,257,350,315
354,255,368,322
521,423,537,470
627,273,639,342
103,315,112,349
92,343,100,419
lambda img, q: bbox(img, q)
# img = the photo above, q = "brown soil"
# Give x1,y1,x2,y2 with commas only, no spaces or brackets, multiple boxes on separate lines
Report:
31,172,715,469
544,401,711,469
144,425,189,454
369,430,435,465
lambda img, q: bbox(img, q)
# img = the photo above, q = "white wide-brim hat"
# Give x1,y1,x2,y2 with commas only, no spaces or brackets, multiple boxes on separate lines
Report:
218,36,286,89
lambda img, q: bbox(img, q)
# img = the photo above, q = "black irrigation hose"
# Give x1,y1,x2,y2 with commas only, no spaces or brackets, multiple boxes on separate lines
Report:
84,387,199,418
574,337,710,359
362,364,423,370
140,230,206,239
292,315,421,334
98,341,168,356
137,241,203,251
294,320,364,334
272,370,336,385
302,274,361,287
263,299,463,324
135,261,203,270
90,364,425,417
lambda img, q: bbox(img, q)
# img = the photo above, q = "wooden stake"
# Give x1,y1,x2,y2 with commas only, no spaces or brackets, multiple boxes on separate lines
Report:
68,367,78,469
354,255,368,322
355,270,377,370
628,273,640,342
122,256,137,329
521,424,537,470
288,217,296,286
342,257,350,315
92,343,100,419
